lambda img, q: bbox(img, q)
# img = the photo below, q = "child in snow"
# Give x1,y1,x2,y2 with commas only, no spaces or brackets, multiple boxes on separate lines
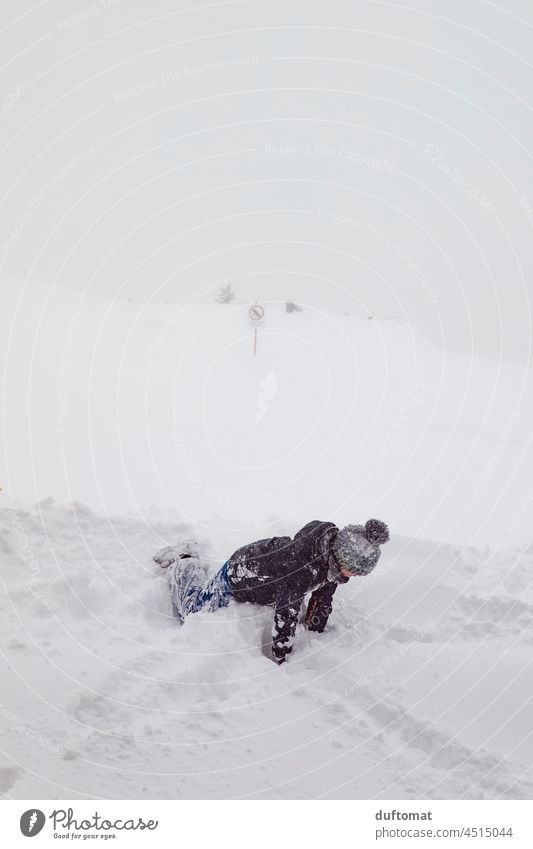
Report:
154,519,390,664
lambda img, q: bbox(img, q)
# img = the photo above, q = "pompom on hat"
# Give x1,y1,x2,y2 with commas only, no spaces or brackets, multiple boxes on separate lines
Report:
364,518,390,545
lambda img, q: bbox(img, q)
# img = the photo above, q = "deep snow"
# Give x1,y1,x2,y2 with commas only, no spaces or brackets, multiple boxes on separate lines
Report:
0,502,532,799
1,282,532,798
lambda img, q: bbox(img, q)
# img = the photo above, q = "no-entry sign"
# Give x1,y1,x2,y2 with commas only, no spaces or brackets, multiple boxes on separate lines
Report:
248,303,265,324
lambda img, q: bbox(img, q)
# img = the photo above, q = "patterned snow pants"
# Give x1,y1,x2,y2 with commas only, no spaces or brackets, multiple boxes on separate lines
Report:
167,558,233,620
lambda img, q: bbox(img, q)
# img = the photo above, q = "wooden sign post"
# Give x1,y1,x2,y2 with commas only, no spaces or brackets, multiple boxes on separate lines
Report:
248,303,265,355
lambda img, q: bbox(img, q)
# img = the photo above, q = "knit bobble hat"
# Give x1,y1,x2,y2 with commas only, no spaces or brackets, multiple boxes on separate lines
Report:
332,520,389,575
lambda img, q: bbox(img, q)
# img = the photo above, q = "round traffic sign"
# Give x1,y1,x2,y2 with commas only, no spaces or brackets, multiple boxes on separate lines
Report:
248,304,265,321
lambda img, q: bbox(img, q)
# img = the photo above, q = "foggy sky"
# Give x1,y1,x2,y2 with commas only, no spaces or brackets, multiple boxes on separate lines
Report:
1,0,532,364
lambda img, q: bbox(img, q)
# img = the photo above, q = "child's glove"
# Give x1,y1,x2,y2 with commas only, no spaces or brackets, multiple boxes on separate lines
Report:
305,597,326,632
153,546,179,569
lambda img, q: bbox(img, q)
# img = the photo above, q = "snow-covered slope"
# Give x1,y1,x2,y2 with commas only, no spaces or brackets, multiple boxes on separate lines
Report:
1,279,533,547
1,502,532,799
1,281,532,799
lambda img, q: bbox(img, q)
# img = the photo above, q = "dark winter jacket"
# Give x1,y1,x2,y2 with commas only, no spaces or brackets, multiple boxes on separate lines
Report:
226,520,380,663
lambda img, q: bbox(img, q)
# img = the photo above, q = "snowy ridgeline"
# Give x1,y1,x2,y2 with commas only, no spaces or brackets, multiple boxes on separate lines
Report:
1,501,532,799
